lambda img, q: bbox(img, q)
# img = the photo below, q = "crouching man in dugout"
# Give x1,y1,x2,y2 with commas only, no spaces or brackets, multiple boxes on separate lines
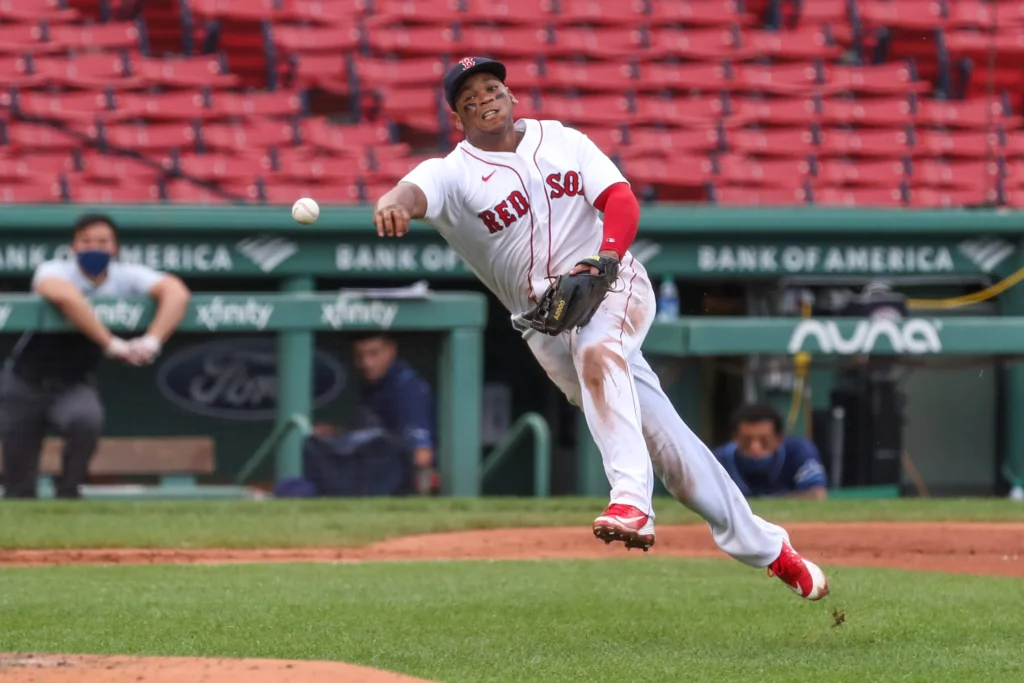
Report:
0,214,191,499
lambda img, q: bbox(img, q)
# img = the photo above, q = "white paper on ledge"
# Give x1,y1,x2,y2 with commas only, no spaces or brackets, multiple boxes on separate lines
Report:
336,280,432,300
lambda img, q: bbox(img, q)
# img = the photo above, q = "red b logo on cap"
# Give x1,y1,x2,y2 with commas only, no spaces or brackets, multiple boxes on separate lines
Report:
459,57,475,70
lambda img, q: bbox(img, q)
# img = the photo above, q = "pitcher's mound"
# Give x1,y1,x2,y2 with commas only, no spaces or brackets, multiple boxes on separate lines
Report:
0,653,434,683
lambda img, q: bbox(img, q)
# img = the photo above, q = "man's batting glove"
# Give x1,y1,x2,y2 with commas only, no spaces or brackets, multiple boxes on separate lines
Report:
126,334,162,366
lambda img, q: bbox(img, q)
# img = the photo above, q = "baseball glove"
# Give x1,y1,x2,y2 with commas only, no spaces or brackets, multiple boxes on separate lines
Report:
521,255,620,335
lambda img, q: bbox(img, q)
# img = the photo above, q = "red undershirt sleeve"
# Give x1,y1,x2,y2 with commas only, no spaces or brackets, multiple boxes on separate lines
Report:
593,182,640,259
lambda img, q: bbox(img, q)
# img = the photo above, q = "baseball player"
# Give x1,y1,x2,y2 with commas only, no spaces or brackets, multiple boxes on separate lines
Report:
372,57,829,600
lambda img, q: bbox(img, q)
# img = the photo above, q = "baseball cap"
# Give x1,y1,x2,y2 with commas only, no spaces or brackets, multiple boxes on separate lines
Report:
443,56,507,111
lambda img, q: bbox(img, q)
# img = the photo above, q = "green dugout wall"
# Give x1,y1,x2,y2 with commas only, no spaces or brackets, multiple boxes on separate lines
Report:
1,204,1022,495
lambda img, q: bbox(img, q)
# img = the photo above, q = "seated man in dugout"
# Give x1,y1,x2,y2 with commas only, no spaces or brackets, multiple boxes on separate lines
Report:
713,403,828,500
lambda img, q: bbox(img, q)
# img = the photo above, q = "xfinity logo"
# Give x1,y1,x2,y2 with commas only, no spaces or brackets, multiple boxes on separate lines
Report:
957,238,1015,274
788,319,943,355
320,295,399,330
196,297,274,331
93,300,145,330
237,235,299,273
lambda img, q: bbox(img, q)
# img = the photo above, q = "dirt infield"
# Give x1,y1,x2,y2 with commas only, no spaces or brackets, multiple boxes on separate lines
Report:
0,653,432,683
2,522,1021,683
1,522,1022,576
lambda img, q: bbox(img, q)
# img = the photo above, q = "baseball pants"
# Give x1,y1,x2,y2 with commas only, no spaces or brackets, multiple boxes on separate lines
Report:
525,255,788,567
0,368,104,499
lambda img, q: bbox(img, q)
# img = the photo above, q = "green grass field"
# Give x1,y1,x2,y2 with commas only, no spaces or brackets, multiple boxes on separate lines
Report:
1,498,1023,682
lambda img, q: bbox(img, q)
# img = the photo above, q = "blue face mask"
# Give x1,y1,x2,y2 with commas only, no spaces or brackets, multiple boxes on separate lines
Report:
76,251,111,276
735,448,781,475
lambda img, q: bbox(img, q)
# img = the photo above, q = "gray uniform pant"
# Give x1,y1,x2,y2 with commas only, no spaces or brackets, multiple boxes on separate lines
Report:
0,368,104,499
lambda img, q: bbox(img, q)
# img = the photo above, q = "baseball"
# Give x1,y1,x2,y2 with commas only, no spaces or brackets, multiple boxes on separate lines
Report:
291,197,320,225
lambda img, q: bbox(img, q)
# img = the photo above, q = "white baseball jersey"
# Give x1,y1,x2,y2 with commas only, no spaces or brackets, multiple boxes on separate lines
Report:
401,118,628,317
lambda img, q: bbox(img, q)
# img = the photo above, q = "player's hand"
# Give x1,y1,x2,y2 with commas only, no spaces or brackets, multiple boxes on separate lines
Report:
103,336,144,366
374,203,411,238
125,334,162,366
570,250,619,275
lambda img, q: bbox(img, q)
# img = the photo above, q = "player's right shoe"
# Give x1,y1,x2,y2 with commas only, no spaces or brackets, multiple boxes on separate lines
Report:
593,504,655,551
767,541,830,600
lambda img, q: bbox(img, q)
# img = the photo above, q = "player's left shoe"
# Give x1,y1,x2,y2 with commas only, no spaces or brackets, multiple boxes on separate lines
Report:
768,541,830,600
593,503,655,551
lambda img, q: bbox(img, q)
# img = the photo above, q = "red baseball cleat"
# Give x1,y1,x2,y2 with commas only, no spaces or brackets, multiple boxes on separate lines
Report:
768,541,830,600
593,503,655,551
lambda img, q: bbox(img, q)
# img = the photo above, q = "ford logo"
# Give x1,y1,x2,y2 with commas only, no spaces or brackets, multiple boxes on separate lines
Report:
156,337,345,421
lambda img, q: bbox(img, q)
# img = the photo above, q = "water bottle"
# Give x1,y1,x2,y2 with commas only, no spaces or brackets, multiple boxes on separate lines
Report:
657,275,679,321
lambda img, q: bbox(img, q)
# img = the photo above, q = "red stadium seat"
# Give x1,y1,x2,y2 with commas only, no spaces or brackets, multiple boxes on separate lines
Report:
0,0,80,22
742,28,843,60
0,152,75,176
367,25,463,55
709,184,809,205
4,122,82,150
48,22,140,50
813,186,906,207
271,25,360,53
365,0,461,26
556,0,646,25
201,120,297,151
70,183,159,203
916,130,1000,158
3,89,112,122
32,53,138,88
906,186,992,208
173,152,269,182
652,27,757,60
734,63,821,95
163,179,235,204
460,0,553,25
818,127,916,157
823,62,930,95
815,158,908,187
728,127,819,157
189,0,283,21
0,55,39,86
734,97,820,126
0,22,56,54
918,99,1021,130
715,154,812,187
300,119,392,153
211,91,303,118
132,56,240,88
354,57,446,87
910,159,1000,189
626,127,722,155
259,182,360,204
651,0,753,27
542,94,625,126
0,182,63,202
531,61,636,91
100,122,198,151
858,1,946,30
463,26,559,58
620,157,713,188
820,97,917,127
632,95,734,126
638,62,731,91
288,0,363,24
272,156,363,183
116,92,212,121
786,0,847,24
79,153,164,183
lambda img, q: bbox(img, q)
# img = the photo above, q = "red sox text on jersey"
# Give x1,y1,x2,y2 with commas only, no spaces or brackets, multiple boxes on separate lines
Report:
478,171,584,235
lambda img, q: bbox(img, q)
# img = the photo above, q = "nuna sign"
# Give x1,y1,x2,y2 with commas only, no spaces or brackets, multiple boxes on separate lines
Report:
787,319,943,355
